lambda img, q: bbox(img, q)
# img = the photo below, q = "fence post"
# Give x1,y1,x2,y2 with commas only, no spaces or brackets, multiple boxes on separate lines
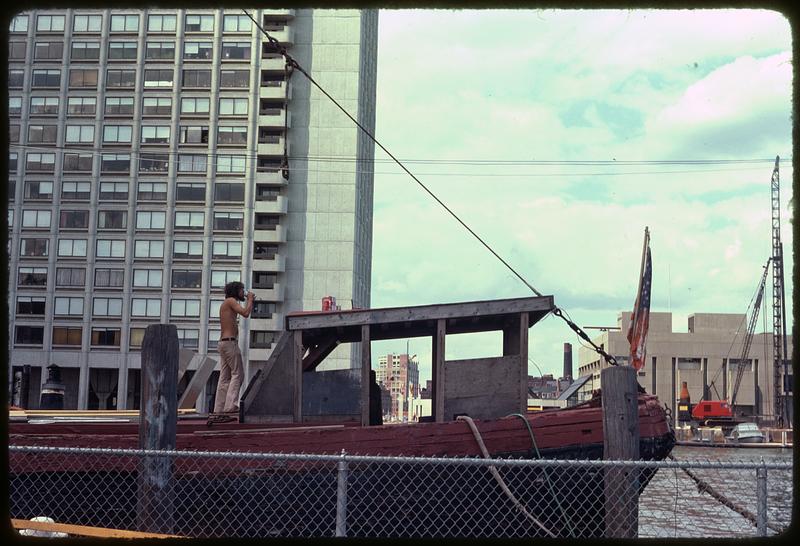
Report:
136,324,179,535
756,459,768,537
335,449,349,537
602,365,640,538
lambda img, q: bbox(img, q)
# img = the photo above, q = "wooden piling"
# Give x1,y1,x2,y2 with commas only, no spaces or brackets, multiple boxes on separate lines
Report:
602,365,640,538
137,324,179,535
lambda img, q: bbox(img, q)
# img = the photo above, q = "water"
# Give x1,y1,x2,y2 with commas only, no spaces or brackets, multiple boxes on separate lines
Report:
638,446,793,538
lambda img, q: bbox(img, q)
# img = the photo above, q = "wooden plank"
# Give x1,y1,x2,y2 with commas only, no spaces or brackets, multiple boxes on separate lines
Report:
194,424,346,436
178,354,218,409
361,324,371,426
293,330,303,423
287,296,554,331
433,319,446,423
518,313,529,414
12,518,184,539
602,365,640,538
302,335,340,371
443,356,521,420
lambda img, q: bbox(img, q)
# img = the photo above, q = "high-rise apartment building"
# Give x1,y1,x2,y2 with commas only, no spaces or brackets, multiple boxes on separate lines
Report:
375,353,419,422
7,8,378,410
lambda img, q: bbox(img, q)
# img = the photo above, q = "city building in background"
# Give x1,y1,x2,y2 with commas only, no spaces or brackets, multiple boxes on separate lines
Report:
576,311,793,423
7,8,378,410
375,352,419,422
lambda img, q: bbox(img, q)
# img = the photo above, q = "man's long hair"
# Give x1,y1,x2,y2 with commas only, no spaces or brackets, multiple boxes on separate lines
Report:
224,281,245,301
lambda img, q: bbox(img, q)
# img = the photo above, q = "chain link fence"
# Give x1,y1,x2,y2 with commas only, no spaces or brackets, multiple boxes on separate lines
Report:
9,445,792,538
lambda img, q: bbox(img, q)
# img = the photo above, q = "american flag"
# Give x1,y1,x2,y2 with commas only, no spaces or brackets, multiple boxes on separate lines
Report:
627,234,651,371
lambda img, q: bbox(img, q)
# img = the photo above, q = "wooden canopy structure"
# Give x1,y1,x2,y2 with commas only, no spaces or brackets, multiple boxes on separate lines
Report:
241,295,555,425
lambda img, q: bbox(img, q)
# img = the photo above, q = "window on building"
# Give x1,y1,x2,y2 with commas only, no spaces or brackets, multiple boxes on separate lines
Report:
253,243,279,259
214,183,245,202
99,181,129,200
110,14,139,32
61,182,91,201
253,271,277,289
145,40,175,60
208,299,224,319
222,42,250,60
148,14,176,32
10,125,21,142
181,69,212,88
71,41,100,60
180,97,210,115
179,125,209,144
31,96,61,116
254,214,280,230
18,266,48,287
59,210,89,229
217,126,248,145
171,299,201,317
63,153,94,172
139,153,169,173
69,68,98,89
10,152,19,173
185,14,214,32
207,328,221,349
27,125,58,144
58,239,88,258
136,211,166,230
131,298,161,318
20,238,49,257
56,267,86,287
210,269,240,288
144,69,173,88
23,181,53,201
183,42,212,60
92,298,122,316
103,125,133,144
256,185,281,201
213,211,244,231
223,15,251,32
10,97,23,115
177,329,200,349
101,154,131,173
216,155,246,174
52,327,83,346
22,209,52,228
129,327,146,349
134,240,165,259
16,326,44,345
250,331,275,349
172,269,202,289
10,70,25,88
137,182,167,201
34,41,64,60
10,14,29,32
104,96,134,116
252,301,277,319
141,126,170,144
97,211,127,230
220,69,250,88
26,152,56,172
173,240,203,259
64,125,95,144
106,69,136,88
133,269,163,288
213,241,243,259
10,41,27,59
91,328,121,347
37,14,65,32
219,97,248,116
73,15,102,32
177,154,208,173
67,97,95,116
142,97,172,116
175,211,204,229
108,41,137,60
16,296,47,316
677,358,702,371
175,182,206,202
54,297,84,316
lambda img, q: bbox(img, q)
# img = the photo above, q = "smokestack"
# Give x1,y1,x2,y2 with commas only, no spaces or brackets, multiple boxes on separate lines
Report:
563,343,573,381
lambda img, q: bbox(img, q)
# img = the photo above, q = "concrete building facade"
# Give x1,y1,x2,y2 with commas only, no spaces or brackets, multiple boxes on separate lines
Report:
576,311,793,424
7,8,378,410
375,353,419,422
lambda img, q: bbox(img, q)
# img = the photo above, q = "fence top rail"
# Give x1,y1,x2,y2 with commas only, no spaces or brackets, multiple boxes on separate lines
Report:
9,445,793,470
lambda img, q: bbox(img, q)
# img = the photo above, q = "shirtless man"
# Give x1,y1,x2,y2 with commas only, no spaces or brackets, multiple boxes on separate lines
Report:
212,281,254,418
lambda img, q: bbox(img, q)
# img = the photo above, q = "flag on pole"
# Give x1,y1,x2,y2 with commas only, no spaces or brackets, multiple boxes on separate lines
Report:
627,229,652,371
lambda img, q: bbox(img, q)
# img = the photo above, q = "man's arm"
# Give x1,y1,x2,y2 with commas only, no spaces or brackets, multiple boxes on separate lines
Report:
231,293,255,318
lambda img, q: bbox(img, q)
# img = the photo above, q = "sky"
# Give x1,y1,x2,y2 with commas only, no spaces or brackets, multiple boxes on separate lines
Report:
366,9,794,383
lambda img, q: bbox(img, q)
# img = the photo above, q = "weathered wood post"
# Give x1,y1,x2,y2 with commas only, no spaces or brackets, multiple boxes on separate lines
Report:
602,365,640,538
137,324,179,534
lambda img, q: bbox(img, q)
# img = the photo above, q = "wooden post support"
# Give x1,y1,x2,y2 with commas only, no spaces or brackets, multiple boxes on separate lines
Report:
293,330,304,423
502,313,529,415
602,365,640,538
361,324,371,426
137,324,179,535
433,319,446,422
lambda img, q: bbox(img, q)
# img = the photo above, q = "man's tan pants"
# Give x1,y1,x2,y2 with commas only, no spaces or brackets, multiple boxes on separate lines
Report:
214,340,244,414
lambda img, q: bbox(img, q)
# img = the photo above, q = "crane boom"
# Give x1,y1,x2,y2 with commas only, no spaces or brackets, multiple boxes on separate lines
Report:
730,259,770,409
770,156,789,427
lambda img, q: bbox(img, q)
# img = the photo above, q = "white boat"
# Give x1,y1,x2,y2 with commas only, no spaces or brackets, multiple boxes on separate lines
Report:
727,422,765,444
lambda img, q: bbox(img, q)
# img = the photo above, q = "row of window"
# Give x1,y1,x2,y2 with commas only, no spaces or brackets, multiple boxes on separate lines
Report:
10,40,254,62
11,152,252,174
11,124,251,146
10,13,256,34
14,325,277,350
10,66,255,92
